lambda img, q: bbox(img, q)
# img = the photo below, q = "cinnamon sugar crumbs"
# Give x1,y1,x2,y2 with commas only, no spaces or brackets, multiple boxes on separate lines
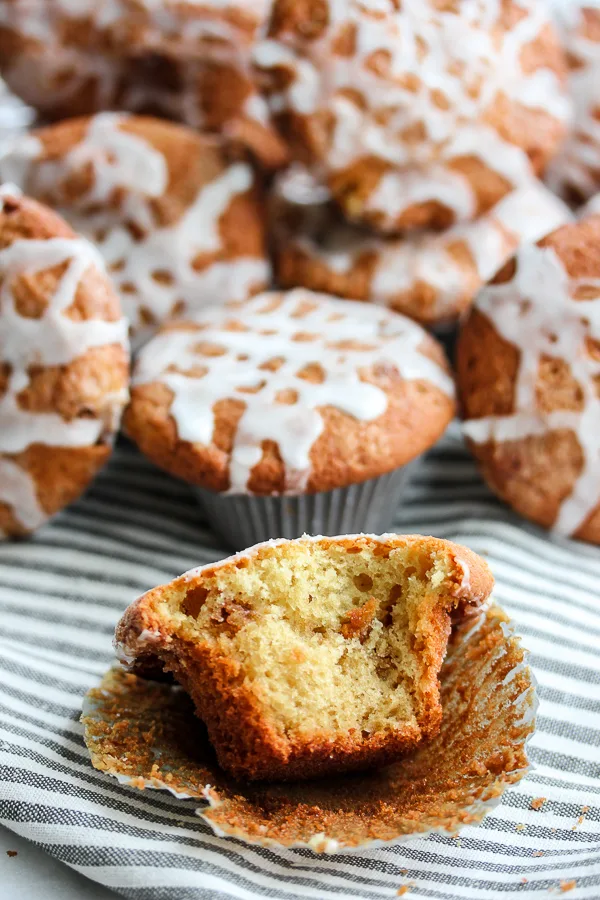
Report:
531,797,546,810
340,597,378,641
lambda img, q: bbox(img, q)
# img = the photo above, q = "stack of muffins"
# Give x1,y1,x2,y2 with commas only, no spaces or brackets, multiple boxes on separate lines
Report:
1,0,599,548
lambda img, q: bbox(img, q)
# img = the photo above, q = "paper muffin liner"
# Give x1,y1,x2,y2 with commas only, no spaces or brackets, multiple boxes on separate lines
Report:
193,462,418,550
82,603,537,853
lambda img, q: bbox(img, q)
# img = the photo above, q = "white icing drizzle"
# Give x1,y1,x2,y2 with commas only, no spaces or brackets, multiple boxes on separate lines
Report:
132,290,454,494
463,240,600,536
255,0,571,229
0,114,270,343
0,458,46,536
547,0,600,200
277,177,573,322
0,213,129,534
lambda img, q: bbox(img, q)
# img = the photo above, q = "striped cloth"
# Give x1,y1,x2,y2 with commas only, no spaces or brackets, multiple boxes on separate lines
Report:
0,427,599,900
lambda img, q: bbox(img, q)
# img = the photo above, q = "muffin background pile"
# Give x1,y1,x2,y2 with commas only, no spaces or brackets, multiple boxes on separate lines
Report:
0,1,599,897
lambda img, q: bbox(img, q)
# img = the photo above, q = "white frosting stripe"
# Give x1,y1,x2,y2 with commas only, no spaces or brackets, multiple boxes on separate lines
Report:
133,290,454,494
0,458,46,534
463,241,600,536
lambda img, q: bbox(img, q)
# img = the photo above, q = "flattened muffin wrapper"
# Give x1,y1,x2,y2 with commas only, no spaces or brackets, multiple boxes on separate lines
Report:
193,462,419,550
82,603,537,853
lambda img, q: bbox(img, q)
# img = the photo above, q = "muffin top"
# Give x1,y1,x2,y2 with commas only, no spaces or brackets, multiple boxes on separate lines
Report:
0,185,129,537
0,1,285,165
457,214,600,543
0,114,271,344
125,289,455,494
255,0,570,232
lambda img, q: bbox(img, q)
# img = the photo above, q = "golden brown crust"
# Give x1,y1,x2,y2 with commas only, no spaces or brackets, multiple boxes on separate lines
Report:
115,534,494,781
457,215,600,544
123,291,455,493
0,190,129,538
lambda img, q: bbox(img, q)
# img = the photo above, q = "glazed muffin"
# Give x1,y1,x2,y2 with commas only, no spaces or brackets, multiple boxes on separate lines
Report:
273,168,573,327
547,1,600,203
0,185,129,538
124,289,455,545
0,114,271,345
0,0,287,167
115,533,494,781
254,0,571,233
457,214,600,544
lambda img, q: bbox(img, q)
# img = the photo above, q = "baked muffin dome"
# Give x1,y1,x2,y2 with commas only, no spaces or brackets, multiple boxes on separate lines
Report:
0,185,129,538
124,289,455,495
547,2,600,203
0,0,287,167
254,0,571,233
115,533,494,781
273,168,573,327
0,114,271,345
457,214,600,544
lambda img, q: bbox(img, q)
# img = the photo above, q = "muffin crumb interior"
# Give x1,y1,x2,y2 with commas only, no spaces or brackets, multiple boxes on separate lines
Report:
157,543,454,739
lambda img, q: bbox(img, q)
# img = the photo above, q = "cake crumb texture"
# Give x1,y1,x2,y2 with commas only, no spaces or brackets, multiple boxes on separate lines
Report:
115,533,493,781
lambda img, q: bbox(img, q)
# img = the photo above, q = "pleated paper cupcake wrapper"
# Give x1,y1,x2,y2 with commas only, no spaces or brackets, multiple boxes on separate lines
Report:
82,603,537,854
193,462,419,550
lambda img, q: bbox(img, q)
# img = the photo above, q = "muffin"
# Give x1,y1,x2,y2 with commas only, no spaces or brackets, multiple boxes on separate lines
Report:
273,169,573,328
254,0,571,233
115,533,494,781
124,289,456,546
0,0,287,167
85,598,536,849
0,114,271,346
0,185,129,538
457,214,600,544
547,1,600,203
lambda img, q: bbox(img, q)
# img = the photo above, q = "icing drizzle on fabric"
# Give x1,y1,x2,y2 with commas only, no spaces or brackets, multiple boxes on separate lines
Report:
133,290,454,494
0,114,270,343
463,241,600,536
0,195,129,534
